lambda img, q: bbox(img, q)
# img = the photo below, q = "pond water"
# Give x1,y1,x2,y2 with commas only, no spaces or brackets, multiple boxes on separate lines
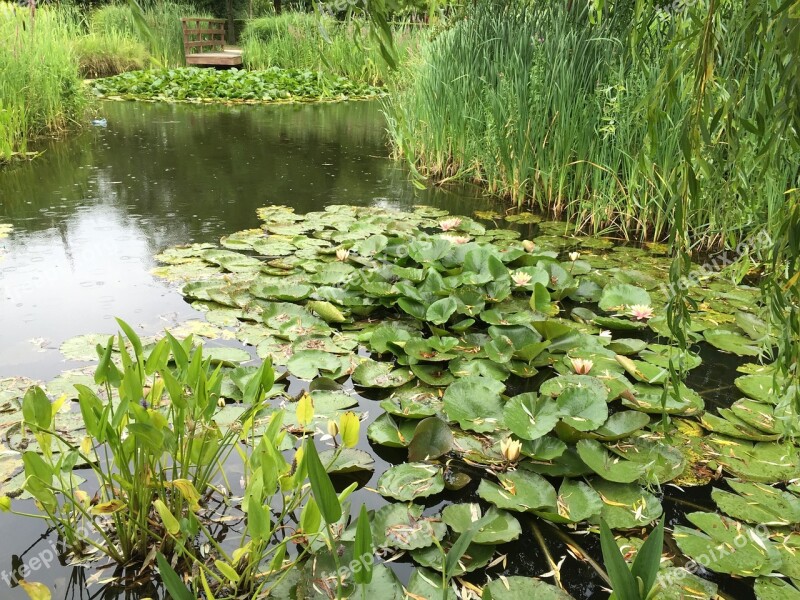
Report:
0,101,753,600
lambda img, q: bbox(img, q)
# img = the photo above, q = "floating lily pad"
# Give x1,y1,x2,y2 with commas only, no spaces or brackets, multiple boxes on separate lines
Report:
318,448,375,474
576,439,647,483
590,479,663,529
367,413,418,448
59,334,113,362
408,417,453,462
352,361,414,388
372,503,447,551
598,284,652,311
482,576,574,599
477,469,557,513
441,504,522,544
443,375,506,433
533,478,603,524
376,463,444,501
712,480,800,526
708,437,800,482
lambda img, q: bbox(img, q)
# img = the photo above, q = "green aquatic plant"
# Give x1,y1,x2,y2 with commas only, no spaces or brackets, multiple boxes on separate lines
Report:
600,516,664,600
90,67,384,104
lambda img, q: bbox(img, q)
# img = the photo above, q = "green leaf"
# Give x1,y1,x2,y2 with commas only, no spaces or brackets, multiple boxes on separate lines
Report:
408,417,453,462
376,462,444,501
426,297,458,324
443,375,505,433
353,504,374,585
630,516,665,597
304,438,342,524
600,518,640,600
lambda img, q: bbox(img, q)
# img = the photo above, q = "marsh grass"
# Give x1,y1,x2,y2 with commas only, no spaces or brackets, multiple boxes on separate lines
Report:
241,12,425,86
388,1,799,249
73,31,150,78
0,2,86,160
90,2,211,68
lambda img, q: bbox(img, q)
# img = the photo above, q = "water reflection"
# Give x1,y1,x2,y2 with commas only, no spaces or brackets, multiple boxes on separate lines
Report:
0,100,494,380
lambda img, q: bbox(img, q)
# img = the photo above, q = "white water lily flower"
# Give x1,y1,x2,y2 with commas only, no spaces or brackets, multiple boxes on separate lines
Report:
568,251,580,261
336,248,350,261
439,217,463,231
500,437,522,462
522,240,536,252
511,271,532,286
599,330,612,340
629,304,654,321
570,358,594,375
441,233,471,244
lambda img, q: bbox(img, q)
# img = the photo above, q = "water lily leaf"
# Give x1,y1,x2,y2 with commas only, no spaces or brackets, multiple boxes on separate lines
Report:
555,384,609,432
622,383,704,416
285,350,341,379
712,480,800,526
652,567,718,600
610,438,685,484
729,398,788,436
410,538,495,576
754,578,800,600
318,448,375,474
534,478,603,524
482,576,574,599
590,479,663,529
735,374,780,404
352,361,414,388
576,439,647,483
599,284,651,311
704,330,762,356
408,417,453,462
673,512,780,577
638,344,702,371
449,357,510,380
503,392,561,440
592,411,651,441
708,437,800,482
405,568,457,600
607,338,648,355
410,363,455,386
306,300,347,324
477,470,557,513
700,411,782,442
250,280,312,301
372,503,446,551
615,355,668,384
367,413,417,448
60,334,113,362
202,249,263,272
376,463,444,501
443,376,506,433
426,297,458,325
441,504,521,544
380,385,443,419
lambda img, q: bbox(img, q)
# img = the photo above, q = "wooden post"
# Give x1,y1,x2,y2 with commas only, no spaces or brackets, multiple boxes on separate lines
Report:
226,0,235,44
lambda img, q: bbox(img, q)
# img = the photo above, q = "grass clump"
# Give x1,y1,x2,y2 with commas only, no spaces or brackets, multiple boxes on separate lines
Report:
241,12,424,86
90,66,384,103
72,31,150,79
388,0,798,249
0,2,86,161
89,2,212,68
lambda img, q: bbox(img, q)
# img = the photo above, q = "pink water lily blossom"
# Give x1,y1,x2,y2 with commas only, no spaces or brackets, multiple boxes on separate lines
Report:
439,217,463,231
441,233,471,244
570,358,594,375
629,304,654,320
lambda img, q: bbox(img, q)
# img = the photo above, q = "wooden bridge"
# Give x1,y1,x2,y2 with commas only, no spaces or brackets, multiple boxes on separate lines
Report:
181,18,242,67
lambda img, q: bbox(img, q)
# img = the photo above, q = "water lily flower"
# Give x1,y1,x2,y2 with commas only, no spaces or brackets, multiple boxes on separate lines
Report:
217,398,226,408
336,248,350,261
522,240,536,252
570,358,594,375
327,419,339,438
500,437,522,463
568,251,580,262
511,271,532,286
439,217,463,231
441,233,471,244
629,304,654,321
599,330,612,340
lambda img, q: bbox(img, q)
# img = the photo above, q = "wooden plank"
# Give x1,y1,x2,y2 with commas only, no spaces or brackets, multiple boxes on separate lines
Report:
185,51,242,66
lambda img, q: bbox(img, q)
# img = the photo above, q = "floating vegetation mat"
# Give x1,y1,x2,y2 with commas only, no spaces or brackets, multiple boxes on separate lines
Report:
1,205,797,598
89,67,385,104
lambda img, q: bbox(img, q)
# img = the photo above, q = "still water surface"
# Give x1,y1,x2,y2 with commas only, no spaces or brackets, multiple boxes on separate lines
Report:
0,100,748,600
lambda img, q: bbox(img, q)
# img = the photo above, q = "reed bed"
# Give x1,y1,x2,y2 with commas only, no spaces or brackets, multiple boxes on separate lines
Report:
387,1,798,248
241,12,425,86
0,2,86,160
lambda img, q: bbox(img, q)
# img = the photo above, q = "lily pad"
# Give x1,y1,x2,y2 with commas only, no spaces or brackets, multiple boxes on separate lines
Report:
477,469,558,513
376,462,445,501
443,376,506,433
482,576,574,599
372,503,447,551
441,504,522,544
352,361,414,388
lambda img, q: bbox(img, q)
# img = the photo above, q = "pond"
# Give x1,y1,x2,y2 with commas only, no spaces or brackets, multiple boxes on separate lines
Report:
0,100,774,600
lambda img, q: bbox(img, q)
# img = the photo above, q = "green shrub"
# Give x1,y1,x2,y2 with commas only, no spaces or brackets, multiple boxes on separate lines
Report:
72,31,150,79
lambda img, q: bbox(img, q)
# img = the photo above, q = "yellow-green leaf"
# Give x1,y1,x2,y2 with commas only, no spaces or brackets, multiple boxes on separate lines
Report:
296,393,314,427
19,580,51,600
91,499,126,515
215,559,241,584
153,499,180,535
165,479,202,512
339,411,360,448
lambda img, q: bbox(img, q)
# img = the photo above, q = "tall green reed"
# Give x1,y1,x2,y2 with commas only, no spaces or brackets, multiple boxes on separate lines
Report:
0,2,86,160
387,0,798,250
241,12,424,86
